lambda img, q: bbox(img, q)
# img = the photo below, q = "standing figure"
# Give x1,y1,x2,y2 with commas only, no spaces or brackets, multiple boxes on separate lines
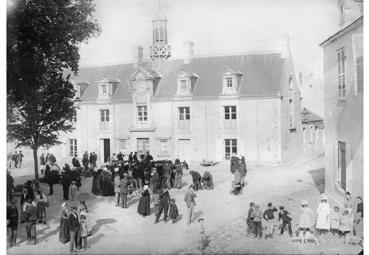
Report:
246,202,255,235
251,204,263,239
91,167,101,195
35,190,48,224
25,200,38,245
120,174,130,208
114,170,121,206
155,189,171,223
44,164,55,195
190,170,203,191
184,185,197,225
239,156,247,187
61,168,71,201
79,214,88,251
174,159,183,189
316,194,330,235
278,206,293,237
12,151,18,168
18,151,24,168
67,206,80,253
263,202,277,239
7,171,15,200
339,208,354,238
137,185,151,217
298,200,313,236
59,202,70,244
82,151,89,172
354,196,363,238
330,206,341,235
70,181,78,201
40,154,45,166
169,198,179,223
7,199,19,248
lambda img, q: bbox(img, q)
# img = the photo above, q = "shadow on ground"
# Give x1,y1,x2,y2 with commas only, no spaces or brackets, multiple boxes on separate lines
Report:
308,168,325,194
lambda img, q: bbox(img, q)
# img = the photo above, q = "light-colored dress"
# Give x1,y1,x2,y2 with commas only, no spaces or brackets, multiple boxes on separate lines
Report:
316,202,330,230
299,206,313,229
330,211,341,230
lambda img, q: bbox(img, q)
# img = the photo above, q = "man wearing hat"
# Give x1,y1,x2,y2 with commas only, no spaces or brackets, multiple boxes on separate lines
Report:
184,185,197,225
120,174,131,208
114,168,121,206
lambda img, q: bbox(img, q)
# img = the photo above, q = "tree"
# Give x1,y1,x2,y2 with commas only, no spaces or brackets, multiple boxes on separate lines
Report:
7,0,100,182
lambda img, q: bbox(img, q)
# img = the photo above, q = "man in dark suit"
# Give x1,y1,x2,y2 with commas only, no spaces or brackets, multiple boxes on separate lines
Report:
68,206,80,253
25,200,38,245
7,199,19,248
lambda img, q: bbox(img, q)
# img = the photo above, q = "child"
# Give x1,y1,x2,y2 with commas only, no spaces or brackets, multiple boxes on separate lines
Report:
278,206,292,237
339,208,353,238
246,202,255,235
263,202,278,239
80,214,88,250
330,206,341,235
70,181,78,201
298,200,313,238
169,198,179,223
198,218,207,253
251,204,263,239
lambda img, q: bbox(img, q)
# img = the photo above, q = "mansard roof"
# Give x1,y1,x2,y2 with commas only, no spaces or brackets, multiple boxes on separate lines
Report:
74,53,285,102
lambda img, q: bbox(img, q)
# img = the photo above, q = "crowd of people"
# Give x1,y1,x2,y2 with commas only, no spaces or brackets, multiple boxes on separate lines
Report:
7,151,24,169
245,192,364,245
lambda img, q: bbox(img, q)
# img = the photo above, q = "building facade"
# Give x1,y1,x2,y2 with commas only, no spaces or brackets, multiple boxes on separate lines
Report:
320,14,363,200
300,108,324,154
49,12,303,165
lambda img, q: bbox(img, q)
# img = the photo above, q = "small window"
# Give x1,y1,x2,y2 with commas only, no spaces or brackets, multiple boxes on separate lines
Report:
137,106,148,122
180,80,187,90
70,109,77,123
179,107,190,120
226,78,233,88
69,139,77,157
118,139,127,151
337,48,346,98
224,106,237,120
100,109,109,122
101,85,107,94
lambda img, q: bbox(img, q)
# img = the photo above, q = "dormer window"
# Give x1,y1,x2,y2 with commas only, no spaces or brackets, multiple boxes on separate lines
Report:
226,78,233,88
176,71,198,97
180,80,187,90
98,78,120,100
222,69,243,95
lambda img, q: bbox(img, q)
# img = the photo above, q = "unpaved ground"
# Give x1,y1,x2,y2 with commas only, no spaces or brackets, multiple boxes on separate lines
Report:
7,154,360,254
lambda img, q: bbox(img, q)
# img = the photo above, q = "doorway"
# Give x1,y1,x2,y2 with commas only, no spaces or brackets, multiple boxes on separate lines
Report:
100,139,110,163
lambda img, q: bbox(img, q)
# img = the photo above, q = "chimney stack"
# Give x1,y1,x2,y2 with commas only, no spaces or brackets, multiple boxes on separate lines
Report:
135,46,143,68
279,35,290,59
183,41,194,64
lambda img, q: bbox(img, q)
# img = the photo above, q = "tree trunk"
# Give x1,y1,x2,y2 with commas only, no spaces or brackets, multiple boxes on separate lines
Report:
33,148,39,182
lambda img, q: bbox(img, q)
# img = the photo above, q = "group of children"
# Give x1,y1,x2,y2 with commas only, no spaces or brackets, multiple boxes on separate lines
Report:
245,192,364,245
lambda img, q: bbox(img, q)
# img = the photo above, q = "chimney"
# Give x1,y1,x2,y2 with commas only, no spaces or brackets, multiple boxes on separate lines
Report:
279,35,290,59
183,41,194,64
135,46,143,68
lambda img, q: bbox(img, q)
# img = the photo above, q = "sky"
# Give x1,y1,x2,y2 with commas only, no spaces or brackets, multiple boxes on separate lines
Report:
79,0,340,76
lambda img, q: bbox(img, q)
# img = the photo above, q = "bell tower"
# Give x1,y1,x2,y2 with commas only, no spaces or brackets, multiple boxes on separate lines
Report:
149,1,171,70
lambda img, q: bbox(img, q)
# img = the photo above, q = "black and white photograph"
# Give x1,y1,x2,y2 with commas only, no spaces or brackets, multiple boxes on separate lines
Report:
5,0,365,254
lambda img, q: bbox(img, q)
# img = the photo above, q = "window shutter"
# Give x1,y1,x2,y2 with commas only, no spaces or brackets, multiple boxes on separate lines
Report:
345,143,352,192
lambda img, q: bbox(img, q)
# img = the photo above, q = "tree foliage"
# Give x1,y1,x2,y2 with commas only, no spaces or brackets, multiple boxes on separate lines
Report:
7,0,100,179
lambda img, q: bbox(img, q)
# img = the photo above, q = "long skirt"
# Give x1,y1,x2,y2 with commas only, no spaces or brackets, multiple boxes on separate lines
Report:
59,218,70,243
137,195,151,216
92,177,100,195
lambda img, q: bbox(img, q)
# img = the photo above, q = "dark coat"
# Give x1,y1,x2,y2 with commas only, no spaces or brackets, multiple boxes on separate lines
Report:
120,178,130,194
91,170,101,195
159,190,171,207
169,203,179,219
67,212,79,232
230,156,240,174
25,204,38,222
7,205,19,225
191,171,202,181
60,173,71,187
7,173,14,192
137,190,151,216
239,161,247,177
72,157,81,168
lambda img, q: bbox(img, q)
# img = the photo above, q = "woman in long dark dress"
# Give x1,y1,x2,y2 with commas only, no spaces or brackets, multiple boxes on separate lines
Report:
137,185,151,216
91,167,101,195
59,202,70,243
100,167,114,196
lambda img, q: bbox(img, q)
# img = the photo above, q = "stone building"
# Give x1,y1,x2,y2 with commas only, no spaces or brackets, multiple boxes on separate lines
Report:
50,10,303,165
320,1,363,201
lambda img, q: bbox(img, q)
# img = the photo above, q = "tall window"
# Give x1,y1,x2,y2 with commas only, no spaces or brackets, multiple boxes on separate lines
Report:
137,106,148,122
69,139,77,157
179,107,190,120
289,99,295,130
225,139,237,160
70,109,77,123
226,78,233,88
337,48,346,97
100,109,109,122
353,34,363,94
224,106,237,120
337,141,346,191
